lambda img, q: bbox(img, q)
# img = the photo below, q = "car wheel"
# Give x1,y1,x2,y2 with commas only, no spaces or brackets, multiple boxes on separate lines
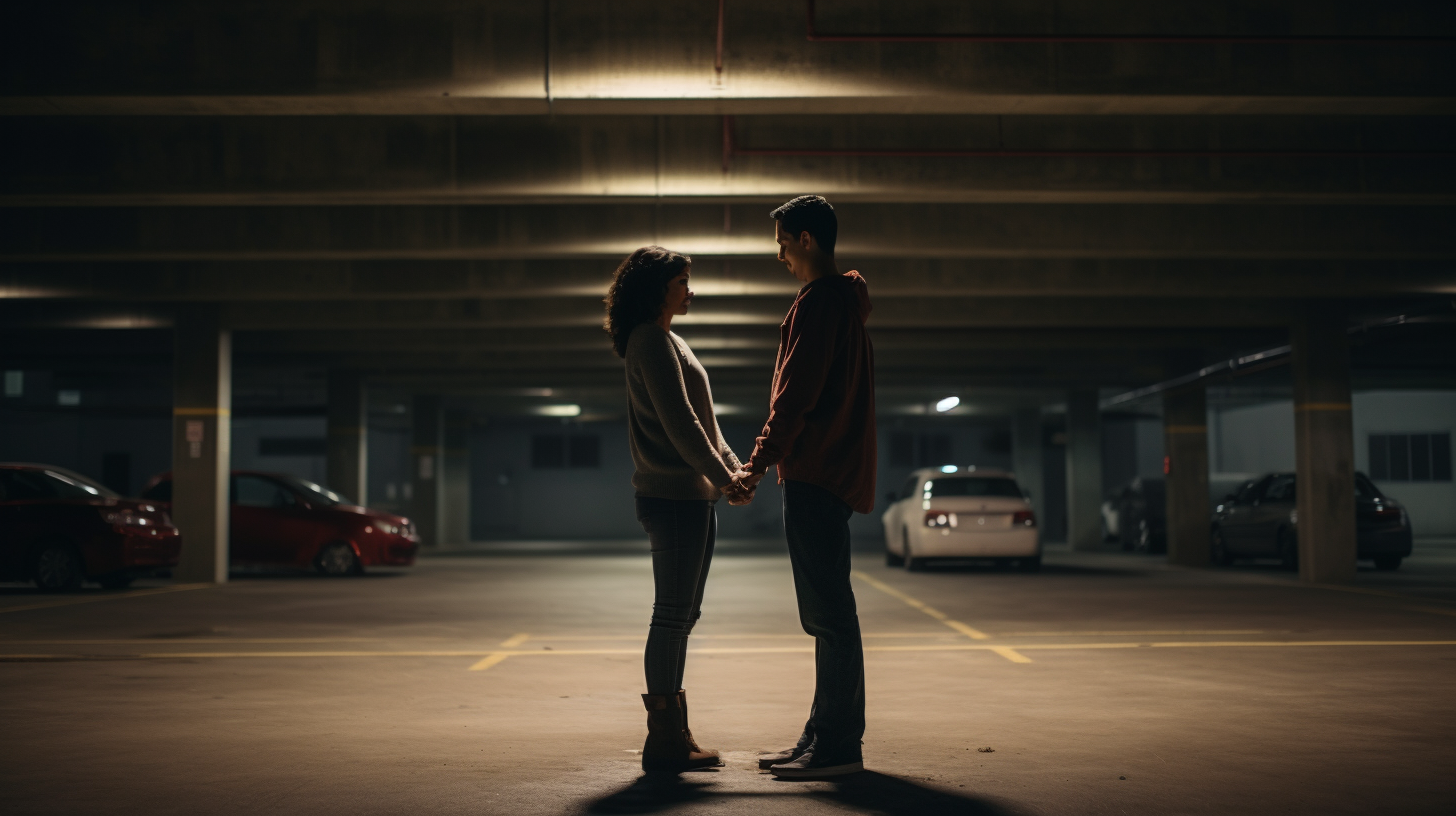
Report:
904,532,925,572
1277,529,1299,571
31,542,84,592
97,574,134,590
315,542,362,576
885,545,904,567
1211,529,1233,566
1372,555,1402,571
1018,555,1042,573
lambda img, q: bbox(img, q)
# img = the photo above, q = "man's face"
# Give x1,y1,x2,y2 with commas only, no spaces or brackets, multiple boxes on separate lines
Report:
775,221,816,282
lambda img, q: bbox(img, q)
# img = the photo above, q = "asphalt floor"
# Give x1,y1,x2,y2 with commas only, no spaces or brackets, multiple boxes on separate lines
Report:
2,538,1454,815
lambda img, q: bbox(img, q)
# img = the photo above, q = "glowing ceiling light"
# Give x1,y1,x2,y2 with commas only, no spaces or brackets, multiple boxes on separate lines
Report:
935,396,960,413
941,465,958,473
534,404,581,417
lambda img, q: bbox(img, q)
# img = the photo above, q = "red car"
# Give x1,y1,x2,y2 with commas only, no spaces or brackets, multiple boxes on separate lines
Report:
141,471,419,575
0,463,180,591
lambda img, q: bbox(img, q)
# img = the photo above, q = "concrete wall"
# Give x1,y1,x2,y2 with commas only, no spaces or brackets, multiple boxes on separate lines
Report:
469,417,1017,541
1209,391,1456,536
468,420,784,541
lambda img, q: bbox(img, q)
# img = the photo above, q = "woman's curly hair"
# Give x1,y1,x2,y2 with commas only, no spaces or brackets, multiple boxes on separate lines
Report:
604,246,691,358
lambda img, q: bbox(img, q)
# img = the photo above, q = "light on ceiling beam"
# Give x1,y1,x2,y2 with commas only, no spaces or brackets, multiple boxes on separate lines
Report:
935,396,960,413
533,404,582,417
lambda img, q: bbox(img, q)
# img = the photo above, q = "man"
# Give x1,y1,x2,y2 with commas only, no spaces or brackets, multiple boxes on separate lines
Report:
732,195,876,779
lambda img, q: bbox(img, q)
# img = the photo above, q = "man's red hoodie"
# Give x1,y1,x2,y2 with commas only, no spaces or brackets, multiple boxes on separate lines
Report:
745,270,877,514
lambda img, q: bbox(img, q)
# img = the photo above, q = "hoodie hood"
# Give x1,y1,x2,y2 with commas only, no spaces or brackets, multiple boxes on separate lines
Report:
811,270,872,324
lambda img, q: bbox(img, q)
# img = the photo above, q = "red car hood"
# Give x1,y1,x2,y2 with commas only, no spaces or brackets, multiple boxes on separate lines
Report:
332,504,411,526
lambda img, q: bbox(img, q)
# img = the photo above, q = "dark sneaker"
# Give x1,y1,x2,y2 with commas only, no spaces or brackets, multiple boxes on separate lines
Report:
757,727,815,770
769,746,864,779
757,746,805,770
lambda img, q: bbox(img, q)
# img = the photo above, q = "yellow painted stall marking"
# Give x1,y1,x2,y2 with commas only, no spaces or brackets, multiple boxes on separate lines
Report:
469,632,531,672
851,571,996,652
0,584,212,614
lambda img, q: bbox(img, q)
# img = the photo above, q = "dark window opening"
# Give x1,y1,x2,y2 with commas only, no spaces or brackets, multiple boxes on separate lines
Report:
889,432,953,468
259,437,327,456
1369,433,1452,482
568,435,600,468
102,452,131,496
532,434,600,469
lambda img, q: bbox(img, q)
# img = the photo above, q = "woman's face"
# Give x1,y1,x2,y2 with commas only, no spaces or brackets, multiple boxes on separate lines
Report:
661,268,693,318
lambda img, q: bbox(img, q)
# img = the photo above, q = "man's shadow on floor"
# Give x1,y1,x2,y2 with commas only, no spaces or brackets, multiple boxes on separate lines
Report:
584,770,1025,815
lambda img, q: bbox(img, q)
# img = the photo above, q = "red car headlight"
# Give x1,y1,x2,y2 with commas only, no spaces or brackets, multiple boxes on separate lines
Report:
100,507,167,531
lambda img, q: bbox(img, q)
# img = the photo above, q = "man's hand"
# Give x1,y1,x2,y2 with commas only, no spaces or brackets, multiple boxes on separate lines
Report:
721,480,754,506
731,468,766,491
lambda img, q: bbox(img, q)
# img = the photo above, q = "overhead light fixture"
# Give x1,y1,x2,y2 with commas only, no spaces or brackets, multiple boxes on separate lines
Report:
935,396,960,413
940,465,958,473
534,404,581,417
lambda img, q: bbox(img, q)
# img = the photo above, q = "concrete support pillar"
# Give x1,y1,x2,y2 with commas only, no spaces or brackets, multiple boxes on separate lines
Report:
1065,389,1103,551
1292,314,1357,584
326,370,368,506
170,307,231,584
442,410,472,547
410,394,444,547
1011,408,1044,517
1164,385,1211,567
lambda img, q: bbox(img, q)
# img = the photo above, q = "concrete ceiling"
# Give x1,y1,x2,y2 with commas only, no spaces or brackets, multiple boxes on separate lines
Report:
2,0,1454,415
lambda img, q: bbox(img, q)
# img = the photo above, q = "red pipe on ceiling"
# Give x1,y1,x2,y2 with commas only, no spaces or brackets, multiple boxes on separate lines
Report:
804,0,1456,45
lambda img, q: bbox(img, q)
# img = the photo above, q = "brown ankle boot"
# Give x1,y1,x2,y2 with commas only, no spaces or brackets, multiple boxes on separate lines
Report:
641,693,722,773
676,690,717,757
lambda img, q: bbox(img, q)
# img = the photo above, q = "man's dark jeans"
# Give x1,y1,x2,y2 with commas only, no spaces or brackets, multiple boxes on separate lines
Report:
782,479,865,758
635,496,717,696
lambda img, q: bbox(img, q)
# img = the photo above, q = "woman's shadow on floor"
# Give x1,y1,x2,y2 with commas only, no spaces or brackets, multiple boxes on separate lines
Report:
584,770,1025,815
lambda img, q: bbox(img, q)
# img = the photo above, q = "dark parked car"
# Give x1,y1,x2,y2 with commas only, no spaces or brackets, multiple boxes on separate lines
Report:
1210,472,1413,570
141,471,419,575
1104,477,1167,553
0,463,180,591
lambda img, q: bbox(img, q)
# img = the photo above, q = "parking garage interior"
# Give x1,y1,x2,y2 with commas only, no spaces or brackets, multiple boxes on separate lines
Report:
2,2,1455,814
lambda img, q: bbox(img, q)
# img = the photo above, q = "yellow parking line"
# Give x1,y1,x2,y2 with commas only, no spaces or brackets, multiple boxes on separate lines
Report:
469,632,531,672
852,570,994,644
8,639,1456,663
994,630,1270,637
990,646,1033,663
0,584,212,614
468,653,513,672
1407,606,1456,618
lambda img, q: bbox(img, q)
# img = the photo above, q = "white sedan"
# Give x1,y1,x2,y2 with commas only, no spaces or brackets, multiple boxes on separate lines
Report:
880,467,1040,571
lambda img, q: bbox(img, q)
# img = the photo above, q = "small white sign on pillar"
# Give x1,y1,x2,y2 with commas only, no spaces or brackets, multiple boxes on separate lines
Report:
186,420,205,458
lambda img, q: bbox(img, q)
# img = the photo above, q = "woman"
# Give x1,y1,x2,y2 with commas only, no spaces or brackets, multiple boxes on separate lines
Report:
605,245,751,774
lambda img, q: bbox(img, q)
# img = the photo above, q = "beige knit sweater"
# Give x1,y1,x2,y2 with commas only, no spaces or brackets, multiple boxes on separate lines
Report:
624,322,741,501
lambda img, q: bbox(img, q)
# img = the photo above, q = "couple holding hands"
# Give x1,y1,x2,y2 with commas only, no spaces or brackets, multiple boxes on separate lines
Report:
604,195,876,779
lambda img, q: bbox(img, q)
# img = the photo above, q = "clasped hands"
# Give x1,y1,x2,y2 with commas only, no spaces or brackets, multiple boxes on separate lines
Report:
720,468,766,506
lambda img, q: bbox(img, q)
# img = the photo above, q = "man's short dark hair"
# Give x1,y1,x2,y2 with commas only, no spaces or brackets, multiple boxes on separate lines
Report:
770,195,837,254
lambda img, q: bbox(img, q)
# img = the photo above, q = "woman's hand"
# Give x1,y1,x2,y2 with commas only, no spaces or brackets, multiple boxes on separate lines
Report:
721,480,755,506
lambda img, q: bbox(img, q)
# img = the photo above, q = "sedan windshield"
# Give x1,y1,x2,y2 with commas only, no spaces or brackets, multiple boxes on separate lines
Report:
281,476,349,507
923,477,1023,499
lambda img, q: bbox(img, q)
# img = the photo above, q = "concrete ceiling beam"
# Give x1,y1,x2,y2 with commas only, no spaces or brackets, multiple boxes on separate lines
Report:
4,203,1453,262
0,295,1411,331
4,2,1453,109
5,115,1453,206
6,257,1455,299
